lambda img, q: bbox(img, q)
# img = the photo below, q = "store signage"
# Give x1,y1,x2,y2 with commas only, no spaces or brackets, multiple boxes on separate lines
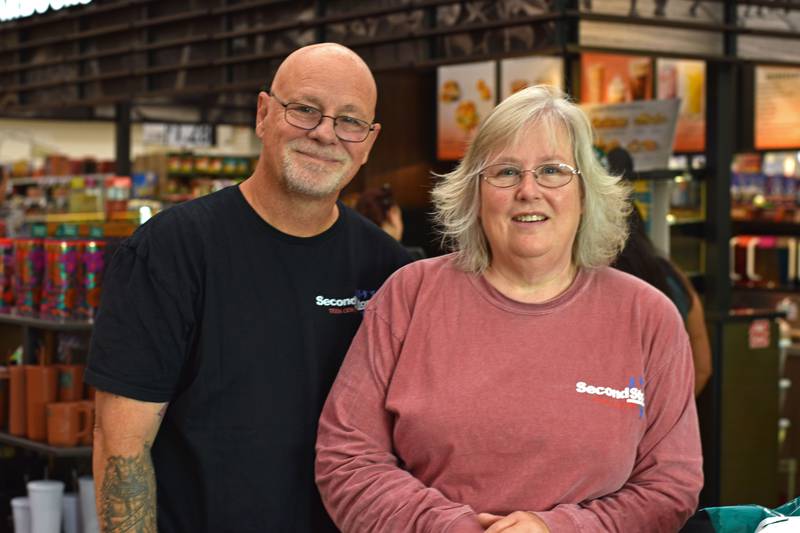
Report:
580,99,680,172
1,0,93,22
142,123,215,148
748,319,771,350
755,66,800,150
436,61,496,161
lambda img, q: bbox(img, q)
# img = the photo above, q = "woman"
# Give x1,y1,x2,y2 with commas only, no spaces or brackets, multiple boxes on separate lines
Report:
606,146,712,397
316,86,702,533
355,184,405,242
613,204,713,397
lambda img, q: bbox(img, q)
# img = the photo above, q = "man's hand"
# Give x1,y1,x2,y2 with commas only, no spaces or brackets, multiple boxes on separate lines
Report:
477,511,551,533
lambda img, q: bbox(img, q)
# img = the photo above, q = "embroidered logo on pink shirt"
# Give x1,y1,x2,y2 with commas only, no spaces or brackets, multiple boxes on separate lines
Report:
575,377,645,418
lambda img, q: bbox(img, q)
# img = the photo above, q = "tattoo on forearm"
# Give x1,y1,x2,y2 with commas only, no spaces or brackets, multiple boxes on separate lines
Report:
100,443,157,533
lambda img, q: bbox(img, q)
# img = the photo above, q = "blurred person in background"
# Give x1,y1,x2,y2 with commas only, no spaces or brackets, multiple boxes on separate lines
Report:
608,147,712,397
356,183,426,260
316,86,702,533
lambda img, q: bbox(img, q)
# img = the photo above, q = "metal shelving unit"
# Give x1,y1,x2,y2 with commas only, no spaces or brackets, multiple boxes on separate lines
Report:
0,312,93,332
0,432,91,458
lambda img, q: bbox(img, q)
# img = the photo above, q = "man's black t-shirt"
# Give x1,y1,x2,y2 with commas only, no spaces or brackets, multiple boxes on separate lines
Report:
86,185,411,532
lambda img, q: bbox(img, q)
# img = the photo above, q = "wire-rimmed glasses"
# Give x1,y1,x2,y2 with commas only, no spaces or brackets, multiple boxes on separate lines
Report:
269,91,376,143
480,163,581,189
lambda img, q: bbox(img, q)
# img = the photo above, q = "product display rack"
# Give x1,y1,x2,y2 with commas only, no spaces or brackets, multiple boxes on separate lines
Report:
0,312,93,332
0,314,94,459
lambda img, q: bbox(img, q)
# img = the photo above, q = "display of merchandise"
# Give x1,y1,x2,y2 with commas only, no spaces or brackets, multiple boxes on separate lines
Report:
0,236,106,320
731,236,798,289
732,151,800,222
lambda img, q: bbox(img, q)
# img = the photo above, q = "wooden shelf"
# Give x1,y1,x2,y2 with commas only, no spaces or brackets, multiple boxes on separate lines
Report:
0,312,93,332
0,432,91,458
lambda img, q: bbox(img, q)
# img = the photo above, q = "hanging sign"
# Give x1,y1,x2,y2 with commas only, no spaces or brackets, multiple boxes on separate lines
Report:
581,99,680,172
1,0,93,22
437,61,496,161
755,66,800,150
142,123,215,148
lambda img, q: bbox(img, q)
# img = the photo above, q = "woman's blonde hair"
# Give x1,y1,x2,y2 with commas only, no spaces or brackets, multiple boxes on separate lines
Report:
431,85,631,273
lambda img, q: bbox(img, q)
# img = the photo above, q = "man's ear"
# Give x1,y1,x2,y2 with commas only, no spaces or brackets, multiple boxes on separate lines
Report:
360,122,381,165
255,91,270,139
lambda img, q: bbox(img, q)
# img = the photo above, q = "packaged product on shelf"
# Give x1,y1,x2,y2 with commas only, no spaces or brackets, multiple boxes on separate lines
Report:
132,172,157,199
44,155,71,176
81,239,105,319
104,176,131,219
13,238,45,316
194,156,209,173
0,237,13,310
41,239,81,320
167,154,182,174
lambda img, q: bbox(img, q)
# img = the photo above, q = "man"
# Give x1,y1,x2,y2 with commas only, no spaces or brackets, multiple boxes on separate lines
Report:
86,43,410,533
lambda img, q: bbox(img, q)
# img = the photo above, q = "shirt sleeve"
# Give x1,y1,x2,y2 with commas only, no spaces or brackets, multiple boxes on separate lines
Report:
315,286,483,533
534,319,703,533
85,229,198,403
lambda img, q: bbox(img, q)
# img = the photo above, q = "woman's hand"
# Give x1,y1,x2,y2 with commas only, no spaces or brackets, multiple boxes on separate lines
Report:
477,511,551,533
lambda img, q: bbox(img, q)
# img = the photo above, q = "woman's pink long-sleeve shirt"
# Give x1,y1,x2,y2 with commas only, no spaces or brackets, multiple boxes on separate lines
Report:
316,255,703,533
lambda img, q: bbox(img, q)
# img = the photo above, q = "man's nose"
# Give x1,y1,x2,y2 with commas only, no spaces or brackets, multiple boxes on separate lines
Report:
308,115,338,144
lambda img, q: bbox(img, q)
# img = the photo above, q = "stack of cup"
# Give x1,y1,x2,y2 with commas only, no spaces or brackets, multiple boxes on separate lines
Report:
79,476,100,533
11,496,30,533
62,493,81,533
27,480,64,533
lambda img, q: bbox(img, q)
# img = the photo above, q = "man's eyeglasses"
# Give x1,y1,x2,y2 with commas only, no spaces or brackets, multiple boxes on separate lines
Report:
269,91,375,143
479,163,581,189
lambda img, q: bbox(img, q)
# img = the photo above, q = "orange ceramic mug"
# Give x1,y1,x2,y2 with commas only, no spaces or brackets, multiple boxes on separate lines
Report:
46,401,92,447
79,400,95,446
8,365,27,437
24,365,58,442
0,366,8,430
57,364,85,402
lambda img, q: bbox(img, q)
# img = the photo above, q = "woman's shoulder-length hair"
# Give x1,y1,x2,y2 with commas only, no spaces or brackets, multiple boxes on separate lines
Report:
431,85,631,273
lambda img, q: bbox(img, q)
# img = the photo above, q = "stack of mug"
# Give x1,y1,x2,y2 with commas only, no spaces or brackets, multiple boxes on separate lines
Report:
5,363,94,448
10,475,99,533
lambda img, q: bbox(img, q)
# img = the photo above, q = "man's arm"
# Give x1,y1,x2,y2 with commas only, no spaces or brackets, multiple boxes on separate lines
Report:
93,390,168,533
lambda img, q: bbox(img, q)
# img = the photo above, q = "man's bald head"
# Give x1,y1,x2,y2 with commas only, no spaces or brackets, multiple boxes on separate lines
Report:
271,43,377,112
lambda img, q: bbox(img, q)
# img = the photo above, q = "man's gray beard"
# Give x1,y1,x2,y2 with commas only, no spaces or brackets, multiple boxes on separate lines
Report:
280,150,350,198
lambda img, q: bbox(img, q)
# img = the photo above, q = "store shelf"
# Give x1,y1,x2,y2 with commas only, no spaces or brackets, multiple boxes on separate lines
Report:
669,217,706,226
23,212,106,223
733,220,800,236
733,285,800,294
10,174,113,186
0,432,91,458
0,312,93,331
635,169,707,181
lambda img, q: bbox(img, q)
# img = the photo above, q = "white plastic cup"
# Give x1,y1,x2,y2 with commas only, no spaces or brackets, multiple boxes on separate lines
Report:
78,476,99,533
11,496,31,533
26,480,64,533
62,493,81,533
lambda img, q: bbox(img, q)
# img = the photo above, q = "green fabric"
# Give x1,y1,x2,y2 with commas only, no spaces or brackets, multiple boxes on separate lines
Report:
704,497,800,532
